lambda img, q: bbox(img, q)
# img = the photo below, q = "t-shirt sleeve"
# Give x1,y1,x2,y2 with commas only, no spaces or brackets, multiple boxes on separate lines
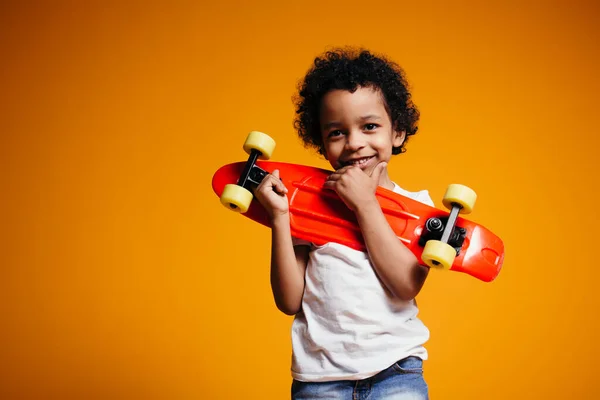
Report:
292,236,311,247
416,190,435,207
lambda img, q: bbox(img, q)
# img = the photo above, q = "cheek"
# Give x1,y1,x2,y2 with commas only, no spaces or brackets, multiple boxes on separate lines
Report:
373,136,393,153
324,141,341,157
325,145,344,167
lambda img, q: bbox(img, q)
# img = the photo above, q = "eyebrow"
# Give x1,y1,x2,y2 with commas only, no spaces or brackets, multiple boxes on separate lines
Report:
322,115,382,130
322,121,342,130
359,115,382,121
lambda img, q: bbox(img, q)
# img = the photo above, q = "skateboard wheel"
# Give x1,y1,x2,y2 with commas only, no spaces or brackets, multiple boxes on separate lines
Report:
243,131,276,160
421,240,456,270
442,184,477,214
220,184,253,213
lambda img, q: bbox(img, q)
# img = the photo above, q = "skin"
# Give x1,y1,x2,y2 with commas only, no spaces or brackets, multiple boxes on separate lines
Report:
254,86,429,315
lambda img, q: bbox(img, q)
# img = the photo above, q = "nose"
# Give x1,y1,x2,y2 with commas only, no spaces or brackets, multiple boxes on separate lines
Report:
344,130,366,152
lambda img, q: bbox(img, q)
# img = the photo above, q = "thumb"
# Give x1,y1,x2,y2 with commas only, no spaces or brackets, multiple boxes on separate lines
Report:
371,162,388,180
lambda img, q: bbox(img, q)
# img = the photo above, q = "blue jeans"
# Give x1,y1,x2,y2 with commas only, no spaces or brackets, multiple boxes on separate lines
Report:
291,356,428,400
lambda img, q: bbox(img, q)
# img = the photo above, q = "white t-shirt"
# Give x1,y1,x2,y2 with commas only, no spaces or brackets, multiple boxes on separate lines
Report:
290,183,435,382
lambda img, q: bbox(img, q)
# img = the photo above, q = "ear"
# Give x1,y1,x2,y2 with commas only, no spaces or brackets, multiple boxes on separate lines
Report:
393,130,406,148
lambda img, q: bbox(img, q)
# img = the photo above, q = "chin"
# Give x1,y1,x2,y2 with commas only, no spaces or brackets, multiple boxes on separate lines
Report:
361,165,378,176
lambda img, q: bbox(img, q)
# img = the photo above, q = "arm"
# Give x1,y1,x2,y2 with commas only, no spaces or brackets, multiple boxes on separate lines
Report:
254,170,308,315
324,163,429,301
355,200,429,301
270,215,309,315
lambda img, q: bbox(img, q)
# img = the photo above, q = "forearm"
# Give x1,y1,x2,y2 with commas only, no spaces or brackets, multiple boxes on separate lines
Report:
270,214,306,315
355,200,429,301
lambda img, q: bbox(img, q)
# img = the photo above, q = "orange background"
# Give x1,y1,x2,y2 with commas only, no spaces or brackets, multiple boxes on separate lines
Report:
1,1,599,399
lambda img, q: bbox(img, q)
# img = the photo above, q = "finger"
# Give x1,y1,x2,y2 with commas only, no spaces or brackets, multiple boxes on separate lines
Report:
329,167,347,179
326,173,342,181
274,179,288,195
322,180,337,191
328,165,354,179
269,170,288,194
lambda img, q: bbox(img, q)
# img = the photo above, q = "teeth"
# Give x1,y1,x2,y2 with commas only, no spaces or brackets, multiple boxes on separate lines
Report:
346,157,372,166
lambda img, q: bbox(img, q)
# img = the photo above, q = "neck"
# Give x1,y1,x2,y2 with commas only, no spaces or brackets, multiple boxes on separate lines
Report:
379,172,394,190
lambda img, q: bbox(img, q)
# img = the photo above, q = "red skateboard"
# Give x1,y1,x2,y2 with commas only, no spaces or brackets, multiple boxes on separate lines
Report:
212,132,504,282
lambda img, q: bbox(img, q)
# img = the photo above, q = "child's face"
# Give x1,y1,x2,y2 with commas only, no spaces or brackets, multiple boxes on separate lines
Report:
319,86,405,178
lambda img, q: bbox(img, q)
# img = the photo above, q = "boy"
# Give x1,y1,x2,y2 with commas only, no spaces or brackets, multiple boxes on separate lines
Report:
255,48,433,400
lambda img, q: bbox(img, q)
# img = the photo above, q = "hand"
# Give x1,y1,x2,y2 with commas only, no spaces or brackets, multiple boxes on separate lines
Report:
253,169,289,219
323,162,387,212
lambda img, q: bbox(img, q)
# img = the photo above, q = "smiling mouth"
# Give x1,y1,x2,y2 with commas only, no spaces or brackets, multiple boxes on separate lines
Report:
341,156,375,167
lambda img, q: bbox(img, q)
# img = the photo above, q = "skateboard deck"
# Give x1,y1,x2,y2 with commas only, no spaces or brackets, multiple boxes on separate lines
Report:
212,160,504,282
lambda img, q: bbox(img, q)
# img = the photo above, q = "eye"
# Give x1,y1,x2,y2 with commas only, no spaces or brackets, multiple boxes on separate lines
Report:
364,123,379,131
328,130,343,138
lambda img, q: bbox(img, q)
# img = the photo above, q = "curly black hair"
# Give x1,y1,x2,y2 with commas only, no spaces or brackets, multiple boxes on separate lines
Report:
293,47,420,156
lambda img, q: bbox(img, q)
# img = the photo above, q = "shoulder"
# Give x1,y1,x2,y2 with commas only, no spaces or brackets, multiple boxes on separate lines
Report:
391,182,435,207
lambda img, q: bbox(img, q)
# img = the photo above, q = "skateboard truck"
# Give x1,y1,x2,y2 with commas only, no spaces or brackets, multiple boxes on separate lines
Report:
237,149,269,190
420,204,467,262
418,184,477,270
226,149,269,211
219,131,277,213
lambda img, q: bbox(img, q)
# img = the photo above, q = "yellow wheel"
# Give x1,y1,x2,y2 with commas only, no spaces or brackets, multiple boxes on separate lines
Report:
422,240,456,270
442,184,477,214
220,184,253,213
243,131,276,160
